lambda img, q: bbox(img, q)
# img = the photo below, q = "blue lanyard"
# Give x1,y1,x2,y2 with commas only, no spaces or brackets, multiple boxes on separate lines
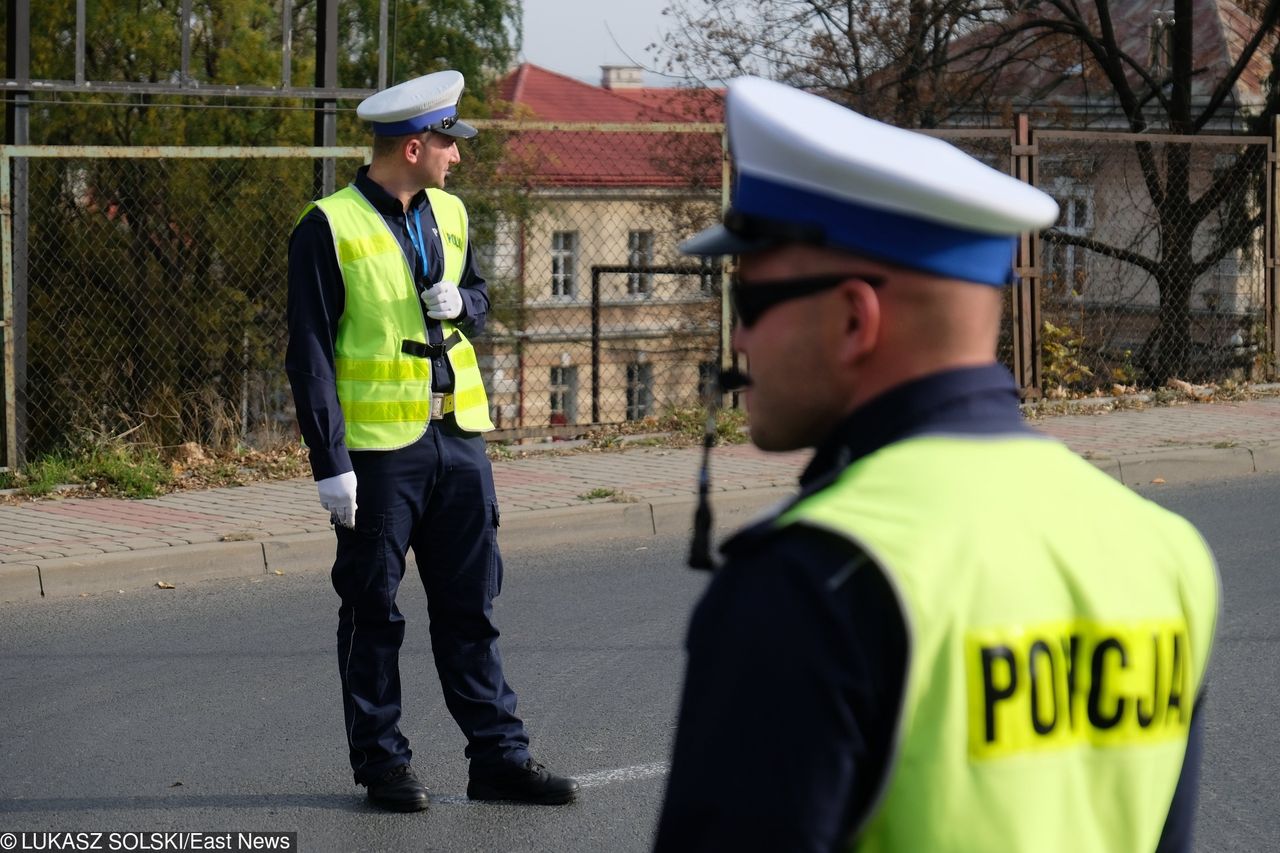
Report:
407,207,430,281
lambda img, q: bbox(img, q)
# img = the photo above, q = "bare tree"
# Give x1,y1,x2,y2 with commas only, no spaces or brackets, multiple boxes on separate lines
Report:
656,0,1280,383
972,0,1280,381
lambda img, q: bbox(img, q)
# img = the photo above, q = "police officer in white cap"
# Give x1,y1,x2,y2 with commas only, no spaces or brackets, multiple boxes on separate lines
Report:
653,77,1217,851
286,70,577,812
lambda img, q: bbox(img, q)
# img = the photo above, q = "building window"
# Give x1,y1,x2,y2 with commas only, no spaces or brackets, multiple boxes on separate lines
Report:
549,366,577,425
1046,179,1093,297
625,362,653,420
551,231,578,298
627,230,655,296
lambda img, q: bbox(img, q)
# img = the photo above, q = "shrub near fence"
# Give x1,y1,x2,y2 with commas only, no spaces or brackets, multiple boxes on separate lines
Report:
20,151,364,459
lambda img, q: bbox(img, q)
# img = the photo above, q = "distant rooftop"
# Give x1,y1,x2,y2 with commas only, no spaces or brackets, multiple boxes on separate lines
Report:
494,63,724,188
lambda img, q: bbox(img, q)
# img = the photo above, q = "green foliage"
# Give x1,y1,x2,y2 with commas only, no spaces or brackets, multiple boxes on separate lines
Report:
20,455,76,496
656,405,749,445
1109,349,1137,385
77,442,174,498
25,0,313,146
339,0,521,92
7,2,526,455
24,155,356,455
10,440,172,498
1041,320,1094,389
577,487,617,501
11,0,521,147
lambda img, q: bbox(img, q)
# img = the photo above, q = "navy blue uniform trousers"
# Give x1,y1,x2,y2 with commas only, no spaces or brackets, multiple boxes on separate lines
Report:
332,417,530,784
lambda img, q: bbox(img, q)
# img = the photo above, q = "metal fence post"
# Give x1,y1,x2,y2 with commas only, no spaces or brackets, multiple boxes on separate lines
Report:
591,268,601,424
1268,114,1279,375
0,154,16,470
720,127,733,402
1011,114,1042,397
378,0,390,90
5,0,30,468
313,0,339,198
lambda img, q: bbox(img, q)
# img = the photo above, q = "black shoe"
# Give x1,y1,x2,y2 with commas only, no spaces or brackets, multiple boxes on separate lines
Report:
467,758,579,805
365,764,430,812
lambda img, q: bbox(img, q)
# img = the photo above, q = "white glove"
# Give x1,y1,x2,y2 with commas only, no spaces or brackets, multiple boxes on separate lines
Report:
422,280,464,320
317,471,358,529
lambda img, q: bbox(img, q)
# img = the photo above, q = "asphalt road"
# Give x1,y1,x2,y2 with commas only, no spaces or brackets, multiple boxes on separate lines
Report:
0,531,706,852
0,474,1276,851
1140,476,1280,851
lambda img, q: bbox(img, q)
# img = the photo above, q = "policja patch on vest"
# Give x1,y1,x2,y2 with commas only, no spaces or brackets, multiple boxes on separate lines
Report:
965,618,1192,760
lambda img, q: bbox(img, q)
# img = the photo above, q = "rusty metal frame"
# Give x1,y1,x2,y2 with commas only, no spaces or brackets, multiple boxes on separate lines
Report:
0,154,14,469
1011,115,1043,398
1036,129,1271,145
1268,116,1279,373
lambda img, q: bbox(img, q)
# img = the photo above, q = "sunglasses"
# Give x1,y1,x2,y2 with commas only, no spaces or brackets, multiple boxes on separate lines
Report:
730,273,885,328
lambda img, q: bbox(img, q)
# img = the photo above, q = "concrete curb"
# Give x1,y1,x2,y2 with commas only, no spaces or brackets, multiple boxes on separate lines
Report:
5,443,1278,603
1102,443,1278,488
1,487,793,601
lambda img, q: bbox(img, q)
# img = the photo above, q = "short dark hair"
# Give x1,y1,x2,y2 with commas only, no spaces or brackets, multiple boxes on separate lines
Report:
371,130,429,160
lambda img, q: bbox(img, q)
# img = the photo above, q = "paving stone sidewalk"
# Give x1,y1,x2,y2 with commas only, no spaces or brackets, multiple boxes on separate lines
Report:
2,396,1280,599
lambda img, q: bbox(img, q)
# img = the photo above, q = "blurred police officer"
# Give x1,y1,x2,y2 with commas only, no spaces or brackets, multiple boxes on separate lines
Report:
286,70,577,812
654,77,1218,852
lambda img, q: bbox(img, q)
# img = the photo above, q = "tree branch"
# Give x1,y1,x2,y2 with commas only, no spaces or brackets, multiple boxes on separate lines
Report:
1193,0,1280,131
1043,229,1163,277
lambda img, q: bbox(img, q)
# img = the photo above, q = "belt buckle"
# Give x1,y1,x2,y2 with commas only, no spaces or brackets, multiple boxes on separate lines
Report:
430,393,444,420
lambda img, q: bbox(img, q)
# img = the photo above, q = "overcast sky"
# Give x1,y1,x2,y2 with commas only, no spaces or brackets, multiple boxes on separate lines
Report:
519,0,680,87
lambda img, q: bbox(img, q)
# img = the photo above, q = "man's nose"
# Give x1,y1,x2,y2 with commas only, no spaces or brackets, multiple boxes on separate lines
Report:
450,144,461,165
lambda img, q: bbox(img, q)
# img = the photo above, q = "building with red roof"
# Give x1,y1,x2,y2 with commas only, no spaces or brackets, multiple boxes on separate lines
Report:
476,64,726,432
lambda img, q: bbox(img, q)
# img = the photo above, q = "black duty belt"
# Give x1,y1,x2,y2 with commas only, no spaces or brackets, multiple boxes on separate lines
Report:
401,332,461,359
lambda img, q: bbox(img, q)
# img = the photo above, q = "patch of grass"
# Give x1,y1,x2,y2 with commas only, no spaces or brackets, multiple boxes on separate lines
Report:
581,405,750,450
0,435,312,502
83,444,173,498
621,436,665,448
578,487,618,501
22,454,75,496
2,444,169,499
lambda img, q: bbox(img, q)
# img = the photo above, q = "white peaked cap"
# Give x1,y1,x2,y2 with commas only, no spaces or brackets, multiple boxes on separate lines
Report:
682,76,1060,286
356,70,477,139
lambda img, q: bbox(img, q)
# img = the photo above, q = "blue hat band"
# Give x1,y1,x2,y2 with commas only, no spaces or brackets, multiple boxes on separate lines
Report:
372,106,457,137
735,172,1018,286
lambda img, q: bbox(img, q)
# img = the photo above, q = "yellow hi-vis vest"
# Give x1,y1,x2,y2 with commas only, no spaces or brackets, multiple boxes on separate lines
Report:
775,435,1219,853
302,185,494,448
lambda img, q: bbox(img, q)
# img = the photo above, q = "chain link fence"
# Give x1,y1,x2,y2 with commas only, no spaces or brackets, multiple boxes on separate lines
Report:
924,130,1024,373
2,120,1276,466
14,150,365,461
460,124,725,432
1035,131,1274,391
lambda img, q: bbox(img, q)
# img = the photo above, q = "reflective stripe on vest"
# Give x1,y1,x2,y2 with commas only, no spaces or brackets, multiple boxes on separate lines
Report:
308,185,494,449
774,436,1219,853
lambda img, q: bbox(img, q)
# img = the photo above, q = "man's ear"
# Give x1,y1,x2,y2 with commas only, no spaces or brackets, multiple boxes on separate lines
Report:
836,279,879,364
403,136,423,164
